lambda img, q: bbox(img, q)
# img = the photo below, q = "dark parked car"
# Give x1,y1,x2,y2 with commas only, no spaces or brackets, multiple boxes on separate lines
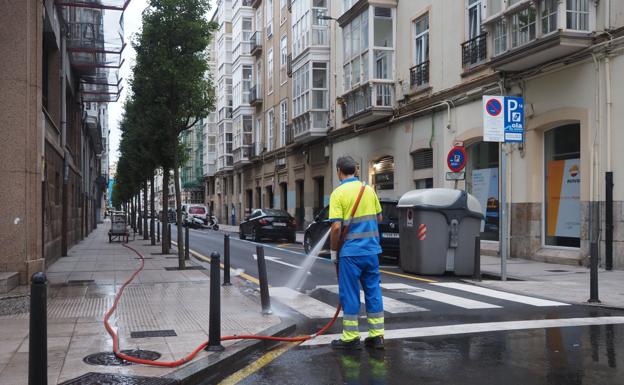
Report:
303,199,400,259
239,209,297,242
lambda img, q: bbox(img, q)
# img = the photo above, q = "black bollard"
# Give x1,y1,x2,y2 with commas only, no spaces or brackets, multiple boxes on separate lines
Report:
157,220,161,243
29,272,47,385
473,236,481,281
167,223,172,249
223,234,231,286
589,241,600,303
206,252,225,351
185,225,190,260
256,246,272,314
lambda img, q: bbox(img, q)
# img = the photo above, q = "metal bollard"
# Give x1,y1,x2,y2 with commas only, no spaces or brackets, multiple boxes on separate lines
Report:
29,272,47,385
206,252,225,351
256,246,272,314
185,225,190,260
589,241,600,303
473,236,481,281
223,234,231,286
157,220,161,243
167,223,172,249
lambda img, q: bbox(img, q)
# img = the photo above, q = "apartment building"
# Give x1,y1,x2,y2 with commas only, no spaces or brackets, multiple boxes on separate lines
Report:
206,0,334,228
0,0,126,283
331,0,624,268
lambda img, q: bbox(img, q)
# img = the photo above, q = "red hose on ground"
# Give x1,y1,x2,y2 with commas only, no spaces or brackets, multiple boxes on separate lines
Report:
103,243,342,367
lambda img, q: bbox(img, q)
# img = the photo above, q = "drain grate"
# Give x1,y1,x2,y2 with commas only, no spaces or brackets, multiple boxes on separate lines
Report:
131,329,177,338
60,372,177,385
546,269,569,273
66,280,95,286
164,266,206,271
83,349,162,366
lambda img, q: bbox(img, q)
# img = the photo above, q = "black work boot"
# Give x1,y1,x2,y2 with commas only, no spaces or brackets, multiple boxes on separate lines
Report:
331,338,361,350
364,336,385,350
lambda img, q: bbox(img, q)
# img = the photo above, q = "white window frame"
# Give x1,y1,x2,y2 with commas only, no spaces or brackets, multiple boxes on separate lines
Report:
540,0,558,36
510,6,537,49
266,0,273,37
566,0,590,31
413,12,429,66
266,109,275,151
467,0,483,40
267,48,274,94
280,99,288,147
280,34,288,85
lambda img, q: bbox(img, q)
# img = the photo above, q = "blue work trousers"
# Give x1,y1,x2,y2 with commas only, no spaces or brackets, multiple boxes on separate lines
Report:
338,255,383,316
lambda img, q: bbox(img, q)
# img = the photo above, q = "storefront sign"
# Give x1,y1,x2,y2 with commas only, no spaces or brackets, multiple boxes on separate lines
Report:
546,159,581,238
483,96,525,143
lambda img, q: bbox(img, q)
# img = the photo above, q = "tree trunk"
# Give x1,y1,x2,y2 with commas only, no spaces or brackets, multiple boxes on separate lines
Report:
131,196,136,232
137,191,143,235
173,153,185,270
150,173,156,245
162,168,170,254
143,180,149,240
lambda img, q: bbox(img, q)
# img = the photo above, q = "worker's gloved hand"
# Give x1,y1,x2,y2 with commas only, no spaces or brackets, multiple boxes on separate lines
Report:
330,251,338,264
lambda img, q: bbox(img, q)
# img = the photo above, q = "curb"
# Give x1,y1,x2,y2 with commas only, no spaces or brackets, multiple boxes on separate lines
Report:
164,320,297,385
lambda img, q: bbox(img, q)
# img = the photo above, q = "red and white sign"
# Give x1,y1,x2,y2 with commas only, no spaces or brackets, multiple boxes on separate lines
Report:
418,224,427,240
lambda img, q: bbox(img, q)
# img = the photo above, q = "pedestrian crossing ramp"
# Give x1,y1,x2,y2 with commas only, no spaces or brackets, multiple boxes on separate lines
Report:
269,282,569,319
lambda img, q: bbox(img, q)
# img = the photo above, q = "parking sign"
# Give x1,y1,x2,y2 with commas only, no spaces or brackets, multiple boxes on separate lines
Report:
483,96,525,143
504,96,524,143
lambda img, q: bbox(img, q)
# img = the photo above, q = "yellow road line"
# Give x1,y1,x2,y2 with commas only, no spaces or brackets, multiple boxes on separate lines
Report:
218,341,301,385
380,269,438,283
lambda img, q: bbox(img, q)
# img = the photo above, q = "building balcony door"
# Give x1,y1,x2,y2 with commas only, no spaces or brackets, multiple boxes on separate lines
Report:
296,180,304,230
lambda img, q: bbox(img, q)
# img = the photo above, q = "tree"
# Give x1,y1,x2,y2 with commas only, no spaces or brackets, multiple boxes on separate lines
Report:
131,0,216,268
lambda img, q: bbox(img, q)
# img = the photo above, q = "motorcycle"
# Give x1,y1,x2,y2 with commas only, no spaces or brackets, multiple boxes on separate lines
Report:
205,215,219,231
187,215,205,229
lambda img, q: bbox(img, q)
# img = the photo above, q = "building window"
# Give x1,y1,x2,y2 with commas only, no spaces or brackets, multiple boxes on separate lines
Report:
342,9,368,91
544,124,581,247
493,19,507,55
293,63,310,119
312,0,329,45
541,0,558,35
280,35,288,84
566,0,589,31
266,109,274,151
267,48,274,94
466,141,499,241
312,62,328,110
411,13,429,87
266,0,273,37
511,6,537,48
242,65,252,104
414,178,433,189
280,99,288,147
468,0,482,40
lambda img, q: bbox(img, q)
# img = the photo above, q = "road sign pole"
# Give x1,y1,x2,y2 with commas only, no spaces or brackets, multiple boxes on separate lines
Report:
500,143,508,281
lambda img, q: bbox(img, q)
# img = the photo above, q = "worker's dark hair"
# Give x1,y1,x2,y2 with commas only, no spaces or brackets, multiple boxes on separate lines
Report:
336,156,357,175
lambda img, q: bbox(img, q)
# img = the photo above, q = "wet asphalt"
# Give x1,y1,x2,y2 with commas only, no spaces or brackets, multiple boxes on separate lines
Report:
170,225,624,385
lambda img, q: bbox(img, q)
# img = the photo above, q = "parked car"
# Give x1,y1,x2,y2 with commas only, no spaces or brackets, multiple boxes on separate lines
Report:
303,199,400,260
181,204,209,226
239,209,297,242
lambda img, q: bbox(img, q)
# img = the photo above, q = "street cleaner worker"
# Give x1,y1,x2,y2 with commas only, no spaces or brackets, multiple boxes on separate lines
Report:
329,156,384,350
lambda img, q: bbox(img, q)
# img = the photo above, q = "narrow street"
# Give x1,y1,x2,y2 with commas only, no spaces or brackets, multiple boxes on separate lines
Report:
171,225,624,385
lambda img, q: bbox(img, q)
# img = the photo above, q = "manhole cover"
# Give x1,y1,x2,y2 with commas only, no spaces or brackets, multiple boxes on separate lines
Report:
60,372,177,385
83,350,162,366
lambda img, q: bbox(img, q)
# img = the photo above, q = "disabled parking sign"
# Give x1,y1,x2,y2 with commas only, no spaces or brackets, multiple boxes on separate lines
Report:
483,96,525,143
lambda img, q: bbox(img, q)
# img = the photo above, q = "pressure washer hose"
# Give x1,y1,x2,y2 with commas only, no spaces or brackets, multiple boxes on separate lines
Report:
103,243,342,367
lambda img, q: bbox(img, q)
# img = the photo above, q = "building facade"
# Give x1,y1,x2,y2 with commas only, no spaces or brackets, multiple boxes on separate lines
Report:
0,0,126,283
331,0,624,268
205,0,335,229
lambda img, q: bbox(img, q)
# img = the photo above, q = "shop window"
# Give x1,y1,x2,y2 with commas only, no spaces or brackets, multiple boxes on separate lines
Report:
372,155,394,191
466,141,499,241
544,124,581,247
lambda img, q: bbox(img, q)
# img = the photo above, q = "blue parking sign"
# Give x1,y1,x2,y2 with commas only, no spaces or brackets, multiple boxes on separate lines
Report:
504,96,524,143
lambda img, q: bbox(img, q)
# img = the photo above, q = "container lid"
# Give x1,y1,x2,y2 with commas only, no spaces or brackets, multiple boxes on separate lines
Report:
397,188,482,214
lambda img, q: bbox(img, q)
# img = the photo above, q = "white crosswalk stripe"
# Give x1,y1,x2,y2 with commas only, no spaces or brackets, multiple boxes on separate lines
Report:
317,285,428,314
269,287,339,318
381,283,501,310
432,282,570,307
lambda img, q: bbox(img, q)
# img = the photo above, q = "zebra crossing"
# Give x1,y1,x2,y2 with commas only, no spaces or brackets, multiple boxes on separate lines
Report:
269,282,569,319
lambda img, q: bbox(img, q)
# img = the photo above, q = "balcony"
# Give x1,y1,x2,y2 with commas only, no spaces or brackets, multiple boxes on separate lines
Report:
341,82,394,125
249,85,263,106
410,61,429,88
462,33,487,68
488,30,593,72
285,123,294,145
293,112,329,143
233,146,252,165
250,31,263,57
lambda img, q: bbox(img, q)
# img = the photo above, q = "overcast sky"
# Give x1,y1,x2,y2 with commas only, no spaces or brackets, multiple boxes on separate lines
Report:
108,0,216,165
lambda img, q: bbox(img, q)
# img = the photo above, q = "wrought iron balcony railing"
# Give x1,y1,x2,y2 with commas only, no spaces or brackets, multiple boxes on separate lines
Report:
250,31,263,57
410,61,429,88
462,33,487,68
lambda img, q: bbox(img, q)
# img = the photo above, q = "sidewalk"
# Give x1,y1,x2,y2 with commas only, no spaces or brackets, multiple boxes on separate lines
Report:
0,222,288,385
473,254,624,309
218,223,305,244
